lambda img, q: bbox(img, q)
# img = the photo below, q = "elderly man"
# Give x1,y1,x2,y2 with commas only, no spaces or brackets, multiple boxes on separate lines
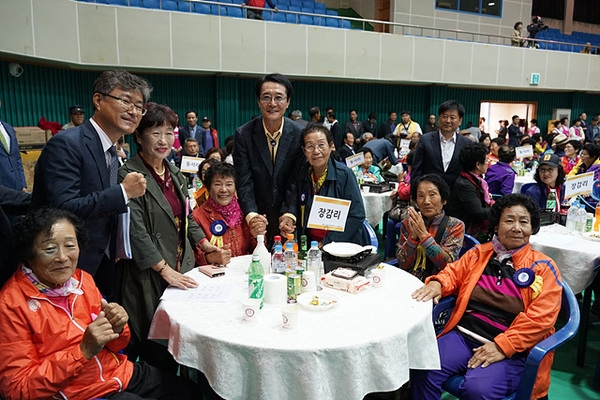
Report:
233,73,304,244
32,70,150,299
62,105,86,130
392,110,422,141
291,110,308,127
179,110,206,156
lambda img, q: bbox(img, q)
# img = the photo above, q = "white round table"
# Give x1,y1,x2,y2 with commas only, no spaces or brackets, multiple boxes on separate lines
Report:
148,255,440,400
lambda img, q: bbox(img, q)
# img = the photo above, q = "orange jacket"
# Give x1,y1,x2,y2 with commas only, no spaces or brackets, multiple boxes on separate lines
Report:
426,242,562,400
0,268,134,400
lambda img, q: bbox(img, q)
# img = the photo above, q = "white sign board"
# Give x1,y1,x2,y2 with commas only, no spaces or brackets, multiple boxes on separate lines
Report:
345,152,365,169
564,172,594,199
400,139,411,149
515,145,534,159
307,195,351,232
180,156,204,173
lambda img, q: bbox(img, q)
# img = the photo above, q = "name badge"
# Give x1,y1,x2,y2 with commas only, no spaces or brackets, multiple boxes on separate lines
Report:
307,195,351,232
345,152,365,168
564,172,594,198
515,145,534,159
180,156,204,173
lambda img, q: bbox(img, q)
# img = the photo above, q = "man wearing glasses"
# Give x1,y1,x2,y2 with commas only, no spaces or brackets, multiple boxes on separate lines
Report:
233,73,304,244
32,70,150,299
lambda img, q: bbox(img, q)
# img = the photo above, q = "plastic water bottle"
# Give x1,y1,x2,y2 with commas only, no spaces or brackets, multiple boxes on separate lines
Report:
248,254,264,308
298,235,308,269
272,235,282,255
306,241,323,288
253,235,272,274
356,169,364,184
565,200,580,231
271,244,286,274
284,242,297,273
285,234,298,253
575,204,587,232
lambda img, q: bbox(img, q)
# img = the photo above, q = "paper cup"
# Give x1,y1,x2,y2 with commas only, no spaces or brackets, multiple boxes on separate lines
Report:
301,271,317,292
371,268,386,288
282,304,300,329
242,298,261,321
362,185,370,194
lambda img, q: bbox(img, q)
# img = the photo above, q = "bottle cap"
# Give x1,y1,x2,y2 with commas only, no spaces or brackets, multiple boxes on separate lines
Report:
252,254,260,261
311,241,318,248
287,234,294,239
286,242,293,249
274,235,281,241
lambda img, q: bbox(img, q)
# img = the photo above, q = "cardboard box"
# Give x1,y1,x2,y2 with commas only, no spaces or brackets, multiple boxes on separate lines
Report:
14,126,51,150
20,149,42,192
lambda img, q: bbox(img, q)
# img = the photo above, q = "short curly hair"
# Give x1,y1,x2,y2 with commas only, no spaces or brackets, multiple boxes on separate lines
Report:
13,207,89,267
488,194,540,235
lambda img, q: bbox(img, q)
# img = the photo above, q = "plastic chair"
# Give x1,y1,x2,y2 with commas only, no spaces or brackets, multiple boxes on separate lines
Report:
341,20,351,29
106,0,127,5
520,182,536,194
363,220,378,248
299,15,313,25
285,13,296,23
326,9,337,16
272,12,286,22
438,281,579,400
459,233,479,257
590,180,600,201
128,0,143,6
314,2,326,12
161,0,178,11
325,17,338,28
193,3,210,14
227,7,243,18
177,0,191,12
142,0,159,9
301,6,313,13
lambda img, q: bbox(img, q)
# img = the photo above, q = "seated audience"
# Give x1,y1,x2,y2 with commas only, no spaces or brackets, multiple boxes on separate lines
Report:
561,140,582,174
0,208,200,400
548,133,569,157
524,153,566,211
568,143,600,178
281,123,368,246
532,132,547,155
397,174,465,282
487,138,504,166
193,162,259,264
446,143,491,243
384,152,414,255
354,148,384,182
485,145,516,196
478,133,491,150
411,194,563,400
205,146,225,162
569,120,585,142
194,158,220,208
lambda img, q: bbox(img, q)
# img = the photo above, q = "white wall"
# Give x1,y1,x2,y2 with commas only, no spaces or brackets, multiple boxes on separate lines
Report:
1,0,600,92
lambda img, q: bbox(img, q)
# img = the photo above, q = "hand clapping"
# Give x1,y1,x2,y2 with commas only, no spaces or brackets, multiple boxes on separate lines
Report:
80,299,129,359
407,207,428,241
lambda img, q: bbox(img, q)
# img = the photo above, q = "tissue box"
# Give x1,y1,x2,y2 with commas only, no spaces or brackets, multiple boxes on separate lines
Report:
322,269,370,293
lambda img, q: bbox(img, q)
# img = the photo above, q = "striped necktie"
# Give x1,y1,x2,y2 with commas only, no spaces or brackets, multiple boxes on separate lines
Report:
107,146,118,186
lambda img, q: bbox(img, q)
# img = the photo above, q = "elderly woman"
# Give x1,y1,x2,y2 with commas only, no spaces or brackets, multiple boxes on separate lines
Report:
446,143,492,243
281,123,368,245
524,153,566,210
117,103,224,371
397,174,465,282
205,146,225,162
410,194,563,400
568,142,600,178
354,147,384,182
193,162,261,264
0,208,199,400
485,145,516,196
561,139,582,174
193,157,219,208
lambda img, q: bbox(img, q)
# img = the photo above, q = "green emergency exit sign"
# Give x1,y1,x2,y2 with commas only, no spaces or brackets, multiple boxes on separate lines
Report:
530,73,540,85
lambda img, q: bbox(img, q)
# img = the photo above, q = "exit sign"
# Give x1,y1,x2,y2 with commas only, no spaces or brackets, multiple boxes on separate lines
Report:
530,73,540,85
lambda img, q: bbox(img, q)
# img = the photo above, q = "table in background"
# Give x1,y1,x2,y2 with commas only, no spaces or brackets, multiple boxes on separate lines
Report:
149,256,440,400
361,190,393,227
512,174,535,194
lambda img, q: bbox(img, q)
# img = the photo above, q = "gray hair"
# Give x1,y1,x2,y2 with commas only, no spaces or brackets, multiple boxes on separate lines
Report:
291,110,302,118
92,69,153,104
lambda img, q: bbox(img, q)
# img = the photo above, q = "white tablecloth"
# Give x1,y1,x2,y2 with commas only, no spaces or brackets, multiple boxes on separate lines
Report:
361,191,393,227
512,174,536,194
148,255,440,400
529,224,600,293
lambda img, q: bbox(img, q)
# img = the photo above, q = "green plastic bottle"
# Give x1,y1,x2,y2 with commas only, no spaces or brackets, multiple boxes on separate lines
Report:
248,254,264,308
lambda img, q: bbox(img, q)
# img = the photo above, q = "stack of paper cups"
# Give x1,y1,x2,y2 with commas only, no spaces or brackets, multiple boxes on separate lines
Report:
264,274,287,304
301,270,317,292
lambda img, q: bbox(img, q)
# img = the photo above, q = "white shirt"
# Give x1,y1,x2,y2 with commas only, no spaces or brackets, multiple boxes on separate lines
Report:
0,122,11,153
439,131,457,172
89,117,128,202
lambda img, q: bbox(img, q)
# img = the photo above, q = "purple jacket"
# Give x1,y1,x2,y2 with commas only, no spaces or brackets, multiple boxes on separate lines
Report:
485,161,516,195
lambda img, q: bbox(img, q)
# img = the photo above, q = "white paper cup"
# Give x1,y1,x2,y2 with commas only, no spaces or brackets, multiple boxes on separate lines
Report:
242,298,261,321
282,304,300,329
362,185,370,194
371,268,386,288
301,271,317,292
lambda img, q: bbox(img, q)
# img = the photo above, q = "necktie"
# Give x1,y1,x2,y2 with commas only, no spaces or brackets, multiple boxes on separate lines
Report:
0,132,8,153
108,146,118,187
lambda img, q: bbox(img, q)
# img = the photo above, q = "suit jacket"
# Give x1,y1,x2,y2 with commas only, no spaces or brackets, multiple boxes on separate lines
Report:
31,120,127,274
179,124,207,156
338,144,355,162
0,121,27,191
345,120,365,140
329,120,342,150
117,152,205,345
410,131,471,190
233,117,303,239
0,186,31,288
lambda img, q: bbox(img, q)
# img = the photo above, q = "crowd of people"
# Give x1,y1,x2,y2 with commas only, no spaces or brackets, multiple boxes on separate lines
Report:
0,69,590,399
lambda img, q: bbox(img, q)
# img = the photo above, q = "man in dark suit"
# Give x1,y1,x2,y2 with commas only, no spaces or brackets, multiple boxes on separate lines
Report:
178,110,207,156
0,185,31,288
338,132,355,162
32,70,150,298
378,111,397,138
345,109,365,149
411,100,471,191
0,119,27,192
233,73,304,243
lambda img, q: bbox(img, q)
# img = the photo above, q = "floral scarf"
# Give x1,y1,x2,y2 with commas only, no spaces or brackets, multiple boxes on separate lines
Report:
21,264,83,297
208,196,243,228
491,235,524,262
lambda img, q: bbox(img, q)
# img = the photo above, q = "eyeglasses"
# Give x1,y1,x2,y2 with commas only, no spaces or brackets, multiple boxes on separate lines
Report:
538,167,556,173
259,95,287,104
97,92,146,116
304,143,329,153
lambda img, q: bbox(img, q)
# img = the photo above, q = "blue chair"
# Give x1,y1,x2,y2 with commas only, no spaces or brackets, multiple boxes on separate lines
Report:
142,0,159,8
325,17,338,28
459,233,479,257
106,0,127,5
299,15,313,25
439,281,579,400
341,20,351,29
161,0,178,11
363,220,378,248
326,9,337,16
301,6,313,13
520,182,536,194
272,12,286,22
177,0,191,11
193,3,210,14
285,13,296,23
277,4,288,10
227,7,243,18
128,0,143,6
288,5,301,12
314,2,326,12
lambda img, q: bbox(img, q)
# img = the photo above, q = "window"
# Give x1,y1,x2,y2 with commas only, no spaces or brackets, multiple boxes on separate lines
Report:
436,0,501,17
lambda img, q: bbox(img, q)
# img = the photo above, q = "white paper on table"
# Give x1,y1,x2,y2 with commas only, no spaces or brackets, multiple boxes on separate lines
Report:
307,195,351,232
116,208,131,259
160,283,236,302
